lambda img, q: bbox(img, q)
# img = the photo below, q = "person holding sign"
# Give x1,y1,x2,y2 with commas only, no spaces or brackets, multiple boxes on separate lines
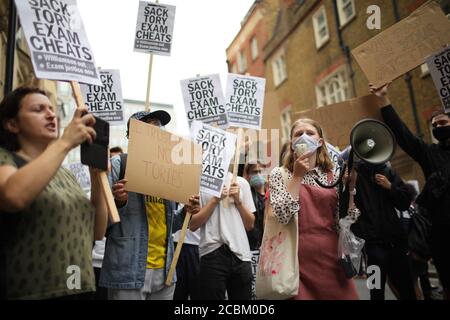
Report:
100,110,200,300
189,168,256,300
0,87,108,299
371,84,450,300
269,118,360,300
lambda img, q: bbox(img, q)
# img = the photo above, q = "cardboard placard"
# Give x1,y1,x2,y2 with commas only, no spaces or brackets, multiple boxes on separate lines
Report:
125,119,202,204
294,95,382,150
426,45,450,113
190,121,237,198
225,74,266,130
181,74,229,129
15,0,101,86
134,1,176,56
80,69,124,125
352,2,450,88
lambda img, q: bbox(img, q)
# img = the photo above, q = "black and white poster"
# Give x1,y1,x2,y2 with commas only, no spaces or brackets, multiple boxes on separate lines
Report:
80,69,124,125
225,74,266,130
15,0,101,85
66,162,91,192
190,121,236,198
134,1,176,56
181,74,229,129
426,45,450,113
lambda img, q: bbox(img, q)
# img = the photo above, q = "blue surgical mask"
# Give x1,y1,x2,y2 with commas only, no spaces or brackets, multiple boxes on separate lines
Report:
292,133,321,157
249,174,265,188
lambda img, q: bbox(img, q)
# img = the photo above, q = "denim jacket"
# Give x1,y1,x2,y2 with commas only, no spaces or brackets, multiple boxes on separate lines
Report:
99,155,184,289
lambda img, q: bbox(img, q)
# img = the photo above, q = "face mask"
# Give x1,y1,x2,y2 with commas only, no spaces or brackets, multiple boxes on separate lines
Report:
432,126,450,142
292,133,321,157
249,174,265,188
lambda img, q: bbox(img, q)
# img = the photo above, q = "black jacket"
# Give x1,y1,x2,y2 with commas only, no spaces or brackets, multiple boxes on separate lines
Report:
351,163,412,244
381,105,450,225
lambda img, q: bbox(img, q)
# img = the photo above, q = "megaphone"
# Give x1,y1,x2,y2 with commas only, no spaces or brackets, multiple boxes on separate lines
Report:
350,119,396,165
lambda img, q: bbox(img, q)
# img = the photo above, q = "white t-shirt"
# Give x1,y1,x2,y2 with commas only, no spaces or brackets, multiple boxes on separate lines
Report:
199,173,256,262
92,237,106,268
173,229,201,245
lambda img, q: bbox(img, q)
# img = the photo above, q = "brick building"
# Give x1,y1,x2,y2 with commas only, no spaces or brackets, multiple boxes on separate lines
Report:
229,0,450,186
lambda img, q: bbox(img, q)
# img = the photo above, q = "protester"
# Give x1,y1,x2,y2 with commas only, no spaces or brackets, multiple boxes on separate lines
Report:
243,162,266,251
372,84,450,300
269,118,360,300
99,110,199,300
109,146,123,158
172,205,201,300
189,168,256,300
351,161,416,300
0,87,108,299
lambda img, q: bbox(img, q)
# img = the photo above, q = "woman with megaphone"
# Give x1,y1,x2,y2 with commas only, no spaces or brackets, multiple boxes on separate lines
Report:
268,118,360,300
371,83,450,300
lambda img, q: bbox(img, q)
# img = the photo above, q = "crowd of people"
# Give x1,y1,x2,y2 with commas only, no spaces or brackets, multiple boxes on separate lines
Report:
0,84,449,300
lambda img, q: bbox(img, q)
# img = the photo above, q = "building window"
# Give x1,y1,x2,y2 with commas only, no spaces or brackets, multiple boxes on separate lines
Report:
337,0,356,28
231,63,238,74
315,67,350,107
272,49,288,87
237,50,247,73
251,37,258,61
280,106,292,144
312,6,330,49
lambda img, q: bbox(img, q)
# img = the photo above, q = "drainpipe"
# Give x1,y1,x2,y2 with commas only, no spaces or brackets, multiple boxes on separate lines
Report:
392,0,422,137
332,0,357,98
4,0,17,96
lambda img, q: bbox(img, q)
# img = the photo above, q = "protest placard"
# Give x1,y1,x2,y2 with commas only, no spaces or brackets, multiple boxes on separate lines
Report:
125,119,202,204
426,45,450,113
181,74,229,129
190,121,237,198
66,162,91,192
294,95,382,150
14,0,101,86
134,1,176,56
352,1,450,88
80,69,124,125
225,74,266,130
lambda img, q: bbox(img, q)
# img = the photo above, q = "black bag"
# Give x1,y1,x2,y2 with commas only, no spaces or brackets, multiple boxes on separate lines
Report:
408,207,432,261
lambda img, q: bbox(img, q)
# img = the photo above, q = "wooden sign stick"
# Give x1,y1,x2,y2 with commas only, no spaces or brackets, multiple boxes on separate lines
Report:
70,81,120,224
223,127,243,208
144,0,159,112
166,211,192,286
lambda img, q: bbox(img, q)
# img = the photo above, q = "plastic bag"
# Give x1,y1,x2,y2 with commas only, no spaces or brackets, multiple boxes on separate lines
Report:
338,216,365,278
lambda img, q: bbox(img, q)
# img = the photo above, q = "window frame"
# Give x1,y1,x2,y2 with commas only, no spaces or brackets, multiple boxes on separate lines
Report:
312,6,330,50
315,67,350,107
250,36,259,61
272,49,288,87
337,0,356,29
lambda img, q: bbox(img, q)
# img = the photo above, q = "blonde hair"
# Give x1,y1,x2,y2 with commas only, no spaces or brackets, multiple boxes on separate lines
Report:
282,118,334,173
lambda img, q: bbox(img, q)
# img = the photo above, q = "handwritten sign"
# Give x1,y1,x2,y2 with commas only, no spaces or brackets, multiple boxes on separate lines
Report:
294,95,382,150
352,2,450,88
426,45,450,113
125,119,202,204
190,121,236,198
225,74,266,130
181,74,229,129
66,162,90,192
15,0,101,85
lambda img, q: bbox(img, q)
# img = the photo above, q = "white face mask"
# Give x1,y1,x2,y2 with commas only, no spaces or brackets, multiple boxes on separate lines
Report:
292,133,321,157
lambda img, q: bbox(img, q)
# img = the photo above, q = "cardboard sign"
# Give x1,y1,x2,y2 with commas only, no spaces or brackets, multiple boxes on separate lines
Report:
190,121,237,198
294,95,382,150
66,162,91,192
15,0,101,86
134,1,176,56
125,119,202,204
181,74,229,129
80,69,124,125
426,45,450,113
352,2,450,88
225,74,266,130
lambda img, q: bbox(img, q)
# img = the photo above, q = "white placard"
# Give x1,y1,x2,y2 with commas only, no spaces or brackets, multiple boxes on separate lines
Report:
225,74,266,130
80,69,124,125
426,45,450,113
66,162,91,192
134,1,176,56
15,0,101,85
190,121,236,197
181,74,229,129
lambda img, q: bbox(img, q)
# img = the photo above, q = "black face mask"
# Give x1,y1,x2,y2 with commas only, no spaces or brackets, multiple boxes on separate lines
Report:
432,126,450,142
